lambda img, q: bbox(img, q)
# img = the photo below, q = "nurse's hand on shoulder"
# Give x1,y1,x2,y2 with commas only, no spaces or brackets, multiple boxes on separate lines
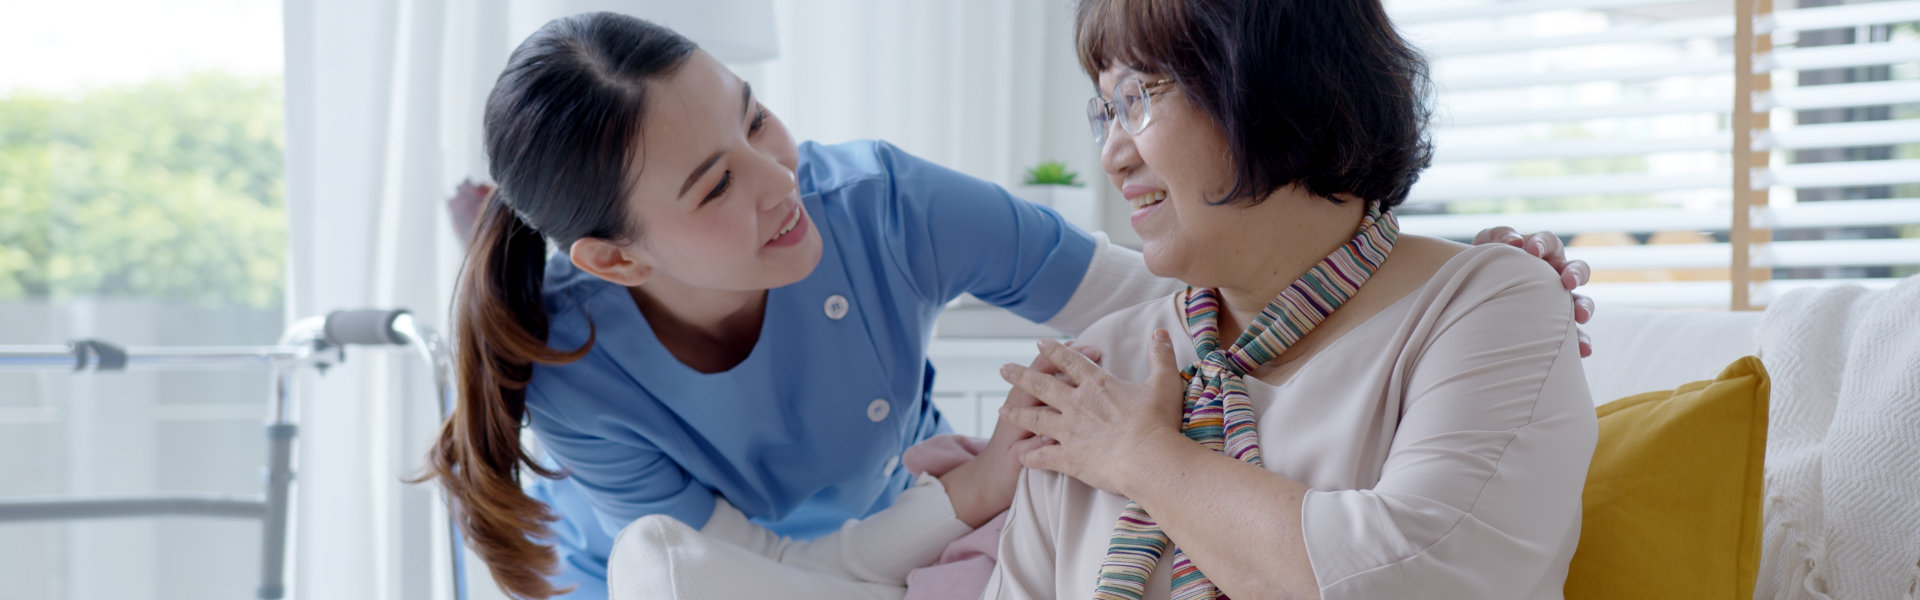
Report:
1473,227,1596,357
999,333,1187,498
937,342,1103,528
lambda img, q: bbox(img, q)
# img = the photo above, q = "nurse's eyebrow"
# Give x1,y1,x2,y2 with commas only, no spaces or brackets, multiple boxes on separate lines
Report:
678,81,757,198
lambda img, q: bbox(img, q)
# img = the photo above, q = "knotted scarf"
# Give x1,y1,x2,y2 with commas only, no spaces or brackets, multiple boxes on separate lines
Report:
1093,202,1399,600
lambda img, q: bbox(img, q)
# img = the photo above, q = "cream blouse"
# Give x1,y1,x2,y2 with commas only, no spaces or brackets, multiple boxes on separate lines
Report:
984,244,1599,600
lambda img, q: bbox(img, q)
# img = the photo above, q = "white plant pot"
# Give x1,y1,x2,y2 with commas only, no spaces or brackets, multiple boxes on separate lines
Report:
1014,185,1100,234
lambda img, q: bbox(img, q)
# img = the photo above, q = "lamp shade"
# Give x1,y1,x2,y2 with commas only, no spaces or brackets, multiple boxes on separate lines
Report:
507,0,780,64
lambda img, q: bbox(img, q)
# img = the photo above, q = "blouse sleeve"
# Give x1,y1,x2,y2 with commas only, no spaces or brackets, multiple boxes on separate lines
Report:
1299,254,1599,599
982,468,1066,600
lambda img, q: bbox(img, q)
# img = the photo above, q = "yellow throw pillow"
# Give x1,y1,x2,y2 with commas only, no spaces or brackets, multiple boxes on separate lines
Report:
1566,356,1769,600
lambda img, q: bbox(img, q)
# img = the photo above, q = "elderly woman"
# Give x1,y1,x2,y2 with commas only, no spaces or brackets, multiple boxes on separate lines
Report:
984,1,1599,599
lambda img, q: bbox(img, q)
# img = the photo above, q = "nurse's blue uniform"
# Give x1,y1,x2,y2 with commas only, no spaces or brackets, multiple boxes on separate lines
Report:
522,140,1098,597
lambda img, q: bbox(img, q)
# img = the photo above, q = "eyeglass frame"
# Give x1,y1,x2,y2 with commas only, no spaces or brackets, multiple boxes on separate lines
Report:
1087,78,1177,145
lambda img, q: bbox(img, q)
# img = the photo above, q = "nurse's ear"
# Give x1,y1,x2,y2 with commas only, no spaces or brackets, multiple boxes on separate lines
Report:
569,237,652,287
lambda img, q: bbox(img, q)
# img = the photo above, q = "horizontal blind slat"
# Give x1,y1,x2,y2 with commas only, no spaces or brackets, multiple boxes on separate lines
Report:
1769,198,1920,229
1445,97,1731,126
1401,199,1920,238
1771,238,1920,268
1408,172,1728,203
1764,0,1920,33
1568,243,1731,269
1437,134,1730,162
1762,159,1920,189
1759,80,1920,111
1759,119,1920,151
1402,209,1730,238
1583,277,1906,308
1440,57,1731,91
1396,0,1696,25
1423,16,1730,56
1566,238,1920,269
1760,41,1920,73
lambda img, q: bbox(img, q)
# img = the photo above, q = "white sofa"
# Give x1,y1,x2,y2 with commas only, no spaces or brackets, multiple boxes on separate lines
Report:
1577,307,1764,404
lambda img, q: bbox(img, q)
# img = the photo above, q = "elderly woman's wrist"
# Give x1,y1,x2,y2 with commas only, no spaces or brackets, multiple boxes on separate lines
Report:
1113,429,1202,499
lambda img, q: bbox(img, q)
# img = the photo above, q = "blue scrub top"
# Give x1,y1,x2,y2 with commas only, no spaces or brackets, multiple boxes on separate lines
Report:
522,140,1097,596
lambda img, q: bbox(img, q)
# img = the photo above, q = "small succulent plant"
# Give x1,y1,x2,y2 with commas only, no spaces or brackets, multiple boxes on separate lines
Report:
1023,160,1082,187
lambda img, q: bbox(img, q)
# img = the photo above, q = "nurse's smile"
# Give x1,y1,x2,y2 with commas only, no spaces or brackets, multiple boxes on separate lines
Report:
765,199,809,248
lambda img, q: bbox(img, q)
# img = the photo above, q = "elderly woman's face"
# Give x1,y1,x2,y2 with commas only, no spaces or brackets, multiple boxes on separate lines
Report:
1096,66,1241,286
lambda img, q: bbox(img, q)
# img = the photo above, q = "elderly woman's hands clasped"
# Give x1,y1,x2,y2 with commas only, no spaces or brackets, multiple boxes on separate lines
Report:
997,333,1188,496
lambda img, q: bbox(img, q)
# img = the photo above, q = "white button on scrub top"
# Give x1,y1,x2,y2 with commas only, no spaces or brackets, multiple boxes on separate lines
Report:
824,295,850,320
867,398,890,422
883,455,900,475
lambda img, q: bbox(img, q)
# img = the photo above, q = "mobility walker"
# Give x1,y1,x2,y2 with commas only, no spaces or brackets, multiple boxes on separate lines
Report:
0,309,466,599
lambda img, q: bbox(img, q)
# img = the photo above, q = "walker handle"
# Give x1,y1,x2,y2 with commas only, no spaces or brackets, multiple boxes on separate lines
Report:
322,309,411,346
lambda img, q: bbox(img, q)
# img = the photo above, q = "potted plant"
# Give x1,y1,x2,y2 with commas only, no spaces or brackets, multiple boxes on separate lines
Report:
1014,160,1098,232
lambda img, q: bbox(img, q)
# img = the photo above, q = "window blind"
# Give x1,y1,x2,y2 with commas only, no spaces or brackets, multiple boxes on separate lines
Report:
1392,0,1920,309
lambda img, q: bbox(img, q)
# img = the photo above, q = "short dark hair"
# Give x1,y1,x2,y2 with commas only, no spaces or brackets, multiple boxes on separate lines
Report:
1076,0,1434,209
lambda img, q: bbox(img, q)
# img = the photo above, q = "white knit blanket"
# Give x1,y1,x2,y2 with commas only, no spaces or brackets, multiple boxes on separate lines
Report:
1755,275,1920,599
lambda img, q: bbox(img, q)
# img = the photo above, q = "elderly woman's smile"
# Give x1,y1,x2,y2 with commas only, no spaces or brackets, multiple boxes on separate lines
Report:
1123,186,1166,222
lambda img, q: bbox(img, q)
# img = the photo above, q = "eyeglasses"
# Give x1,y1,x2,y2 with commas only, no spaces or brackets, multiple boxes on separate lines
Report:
1087,78,1176,146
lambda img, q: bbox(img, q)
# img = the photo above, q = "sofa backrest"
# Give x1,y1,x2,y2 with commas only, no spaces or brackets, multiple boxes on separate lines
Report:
1580,307,1764,405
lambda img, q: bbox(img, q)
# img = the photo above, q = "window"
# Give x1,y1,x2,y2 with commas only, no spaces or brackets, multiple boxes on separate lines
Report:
1389,0,1920,309
0,2,287,599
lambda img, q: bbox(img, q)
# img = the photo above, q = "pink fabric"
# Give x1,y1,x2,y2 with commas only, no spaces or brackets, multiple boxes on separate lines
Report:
902,434,1006,600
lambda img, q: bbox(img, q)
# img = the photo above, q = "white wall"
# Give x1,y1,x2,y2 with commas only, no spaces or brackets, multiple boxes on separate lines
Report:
737,0,1132,244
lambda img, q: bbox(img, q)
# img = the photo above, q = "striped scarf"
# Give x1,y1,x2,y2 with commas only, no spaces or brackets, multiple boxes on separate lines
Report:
1092,202,1399,600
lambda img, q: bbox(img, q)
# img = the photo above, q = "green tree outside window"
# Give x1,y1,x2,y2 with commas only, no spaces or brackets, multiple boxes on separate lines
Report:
0,72,285,308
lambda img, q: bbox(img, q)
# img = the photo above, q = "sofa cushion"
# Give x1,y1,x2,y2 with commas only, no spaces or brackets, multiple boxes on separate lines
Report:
1565,356,1769,600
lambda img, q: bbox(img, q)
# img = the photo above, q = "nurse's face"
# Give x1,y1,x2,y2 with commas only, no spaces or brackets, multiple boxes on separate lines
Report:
1094,65,1242,288
615,50,821,292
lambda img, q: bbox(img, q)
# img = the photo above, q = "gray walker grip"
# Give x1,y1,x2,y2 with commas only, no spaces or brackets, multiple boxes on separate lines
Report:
323,309,410,345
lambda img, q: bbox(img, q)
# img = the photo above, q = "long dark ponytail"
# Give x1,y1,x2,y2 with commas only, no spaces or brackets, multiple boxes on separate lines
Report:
419,12,697,599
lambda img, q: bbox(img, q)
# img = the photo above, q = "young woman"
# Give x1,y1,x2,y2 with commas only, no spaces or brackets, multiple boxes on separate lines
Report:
988,1,1597,598
421,12,1595,599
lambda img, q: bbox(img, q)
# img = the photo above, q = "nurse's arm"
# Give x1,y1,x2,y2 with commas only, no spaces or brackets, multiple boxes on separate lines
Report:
1040,235,1184,336
1044,227,1594,344
613,477,973,587
538,388,971,589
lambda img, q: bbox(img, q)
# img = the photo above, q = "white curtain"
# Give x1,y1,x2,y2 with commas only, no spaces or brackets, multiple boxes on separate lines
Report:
746,0,1120,240
282,0,504,598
